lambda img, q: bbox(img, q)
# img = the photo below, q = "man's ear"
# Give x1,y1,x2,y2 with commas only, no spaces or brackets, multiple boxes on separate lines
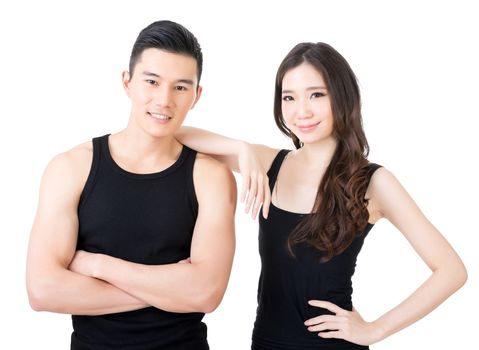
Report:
122,71,131,96
191,85,203,109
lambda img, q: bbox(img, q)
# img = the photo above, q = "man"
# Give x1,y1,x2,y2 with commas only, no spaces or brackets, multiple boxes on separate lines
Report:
26,20,236,349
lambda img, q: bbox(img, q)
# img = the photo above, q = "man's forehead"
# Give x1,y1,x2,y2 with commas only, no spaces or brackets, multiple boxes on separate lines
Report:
136,49,198,81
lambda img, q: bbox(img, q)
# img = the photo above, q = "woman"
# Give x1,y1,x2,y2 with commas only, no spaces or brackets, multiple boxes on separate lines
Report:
176,42,467,349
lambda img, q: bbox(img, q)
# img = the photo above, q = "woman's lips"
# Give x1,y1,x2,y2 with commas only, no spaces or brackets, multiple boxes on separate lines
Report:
296,121,320,133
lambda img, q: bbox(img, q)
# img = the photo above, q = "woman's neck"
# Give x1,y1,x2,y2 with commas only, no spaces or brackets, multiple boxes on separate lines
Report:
293,136,337,171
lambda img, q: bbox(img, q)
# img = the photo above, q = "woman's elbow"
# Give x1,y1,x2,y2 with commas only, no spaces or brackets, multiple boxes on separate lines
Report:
443,256,468,292
455,262,468,290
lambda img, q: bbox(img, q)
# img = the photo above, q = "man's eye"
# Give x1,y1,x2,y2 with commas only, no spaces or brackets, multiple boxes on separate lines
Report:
146,79,158,85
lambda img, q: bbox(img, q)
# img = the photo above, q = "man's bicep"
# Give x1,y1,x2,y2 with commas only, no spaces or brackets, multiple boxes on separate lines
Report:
190,158,236,273
27,154,83,272
29,203,78,270
190,204,236,266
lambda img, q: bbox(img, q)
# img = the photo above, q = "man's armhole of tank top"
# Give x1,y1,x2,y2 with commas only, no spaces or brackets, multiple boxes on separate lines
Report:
77,139,99,211
186,150,200,218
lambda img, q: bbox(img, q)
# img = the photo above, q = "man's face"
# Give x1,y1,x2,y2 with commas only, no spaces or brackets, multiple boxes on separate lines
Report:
123,48,202,138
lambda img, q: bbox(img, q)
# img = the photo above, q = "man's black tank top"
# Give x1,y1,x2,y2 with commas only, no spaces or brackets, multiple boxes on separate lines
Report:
252,150,381,350
72,134,208,350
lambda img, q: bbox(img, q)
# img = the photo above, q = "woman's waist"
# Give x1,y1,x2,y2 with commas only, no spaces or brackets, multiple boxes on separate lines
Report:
254,293,354,347
257,280,353,314
252,328,369,350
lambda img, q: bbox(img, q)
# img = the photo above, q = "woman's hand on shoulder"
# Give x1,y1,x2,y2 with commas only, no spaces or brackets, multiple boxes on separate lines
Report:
238,143,278,220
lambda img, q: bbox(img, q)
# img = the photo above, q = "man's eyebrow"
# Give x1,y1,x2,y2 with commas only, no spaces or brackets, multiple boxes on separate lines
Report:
142,71,194,85
142,70,160,78
176,79,195,85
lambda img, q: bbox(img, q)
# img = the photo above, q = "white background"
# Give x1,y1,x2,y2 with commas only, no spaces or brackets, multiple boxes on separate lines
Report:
1,0,478,348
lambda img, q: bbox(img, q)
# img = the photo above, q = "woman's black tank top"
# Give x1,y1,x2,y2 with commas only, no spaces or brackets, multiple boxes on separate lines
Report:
252,150,381,350
72,134,208,350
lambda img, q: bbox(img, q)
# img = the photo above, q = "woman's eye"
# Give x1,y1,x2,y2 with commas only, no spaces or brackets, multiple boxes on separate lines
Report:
311,92,325,98
282,95,294,101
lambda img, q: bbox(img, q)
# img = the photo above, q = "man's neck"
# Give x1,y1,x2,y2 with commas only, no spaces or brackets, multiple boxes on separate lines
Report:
107,128,183,174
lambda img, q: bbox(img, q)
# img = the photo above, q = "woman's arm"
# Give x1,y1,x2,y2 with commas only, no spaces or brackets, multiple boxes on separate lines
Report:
305,168,467,345
176,126,247,172
176,126,278,218
365,168,467,339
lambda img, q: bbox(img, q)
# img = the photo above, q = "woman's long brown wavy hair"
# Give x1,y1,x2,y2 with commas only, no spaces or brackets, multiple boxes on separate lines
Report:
274,42,373,261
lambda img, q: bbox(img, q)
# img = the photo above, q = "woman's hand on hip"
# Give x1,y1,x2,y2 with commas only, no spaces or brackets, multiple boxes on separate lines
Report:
305,300,383,346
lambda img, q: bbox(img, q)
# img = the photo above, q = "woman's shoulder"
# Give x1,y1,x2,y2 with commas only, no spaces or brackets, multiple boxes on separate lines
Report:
366,165,407,208
367,165,397,188
251,144,285,171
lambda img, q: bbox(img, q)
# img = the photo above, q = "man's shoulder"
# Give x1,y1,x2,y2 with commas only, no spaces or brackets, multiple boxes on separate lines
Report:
36,139,96,202
192,153,237,209
68,140,93,157
193,152,236,191
43,140,94,184
194,152,233,176
50,140,93,167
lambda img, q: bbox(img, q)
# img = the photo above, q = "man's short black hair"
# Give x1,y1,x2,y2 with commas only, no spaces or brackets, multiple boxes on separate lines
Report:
129,20,203,85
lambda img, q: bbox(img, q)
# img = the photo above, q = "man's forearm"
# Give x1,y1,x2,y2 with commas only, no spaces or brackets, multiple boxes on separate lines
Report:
28,268,149,315
91,254,225,314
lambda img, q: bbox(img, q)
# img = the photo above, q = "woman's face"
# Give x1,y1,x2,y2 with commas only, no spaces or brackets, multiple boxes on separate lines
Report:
281,62,334,145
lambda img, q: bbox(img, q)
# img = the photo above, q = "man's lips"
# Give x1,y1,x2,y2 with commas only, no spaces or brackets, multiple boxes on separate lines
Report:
148,112,172,120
